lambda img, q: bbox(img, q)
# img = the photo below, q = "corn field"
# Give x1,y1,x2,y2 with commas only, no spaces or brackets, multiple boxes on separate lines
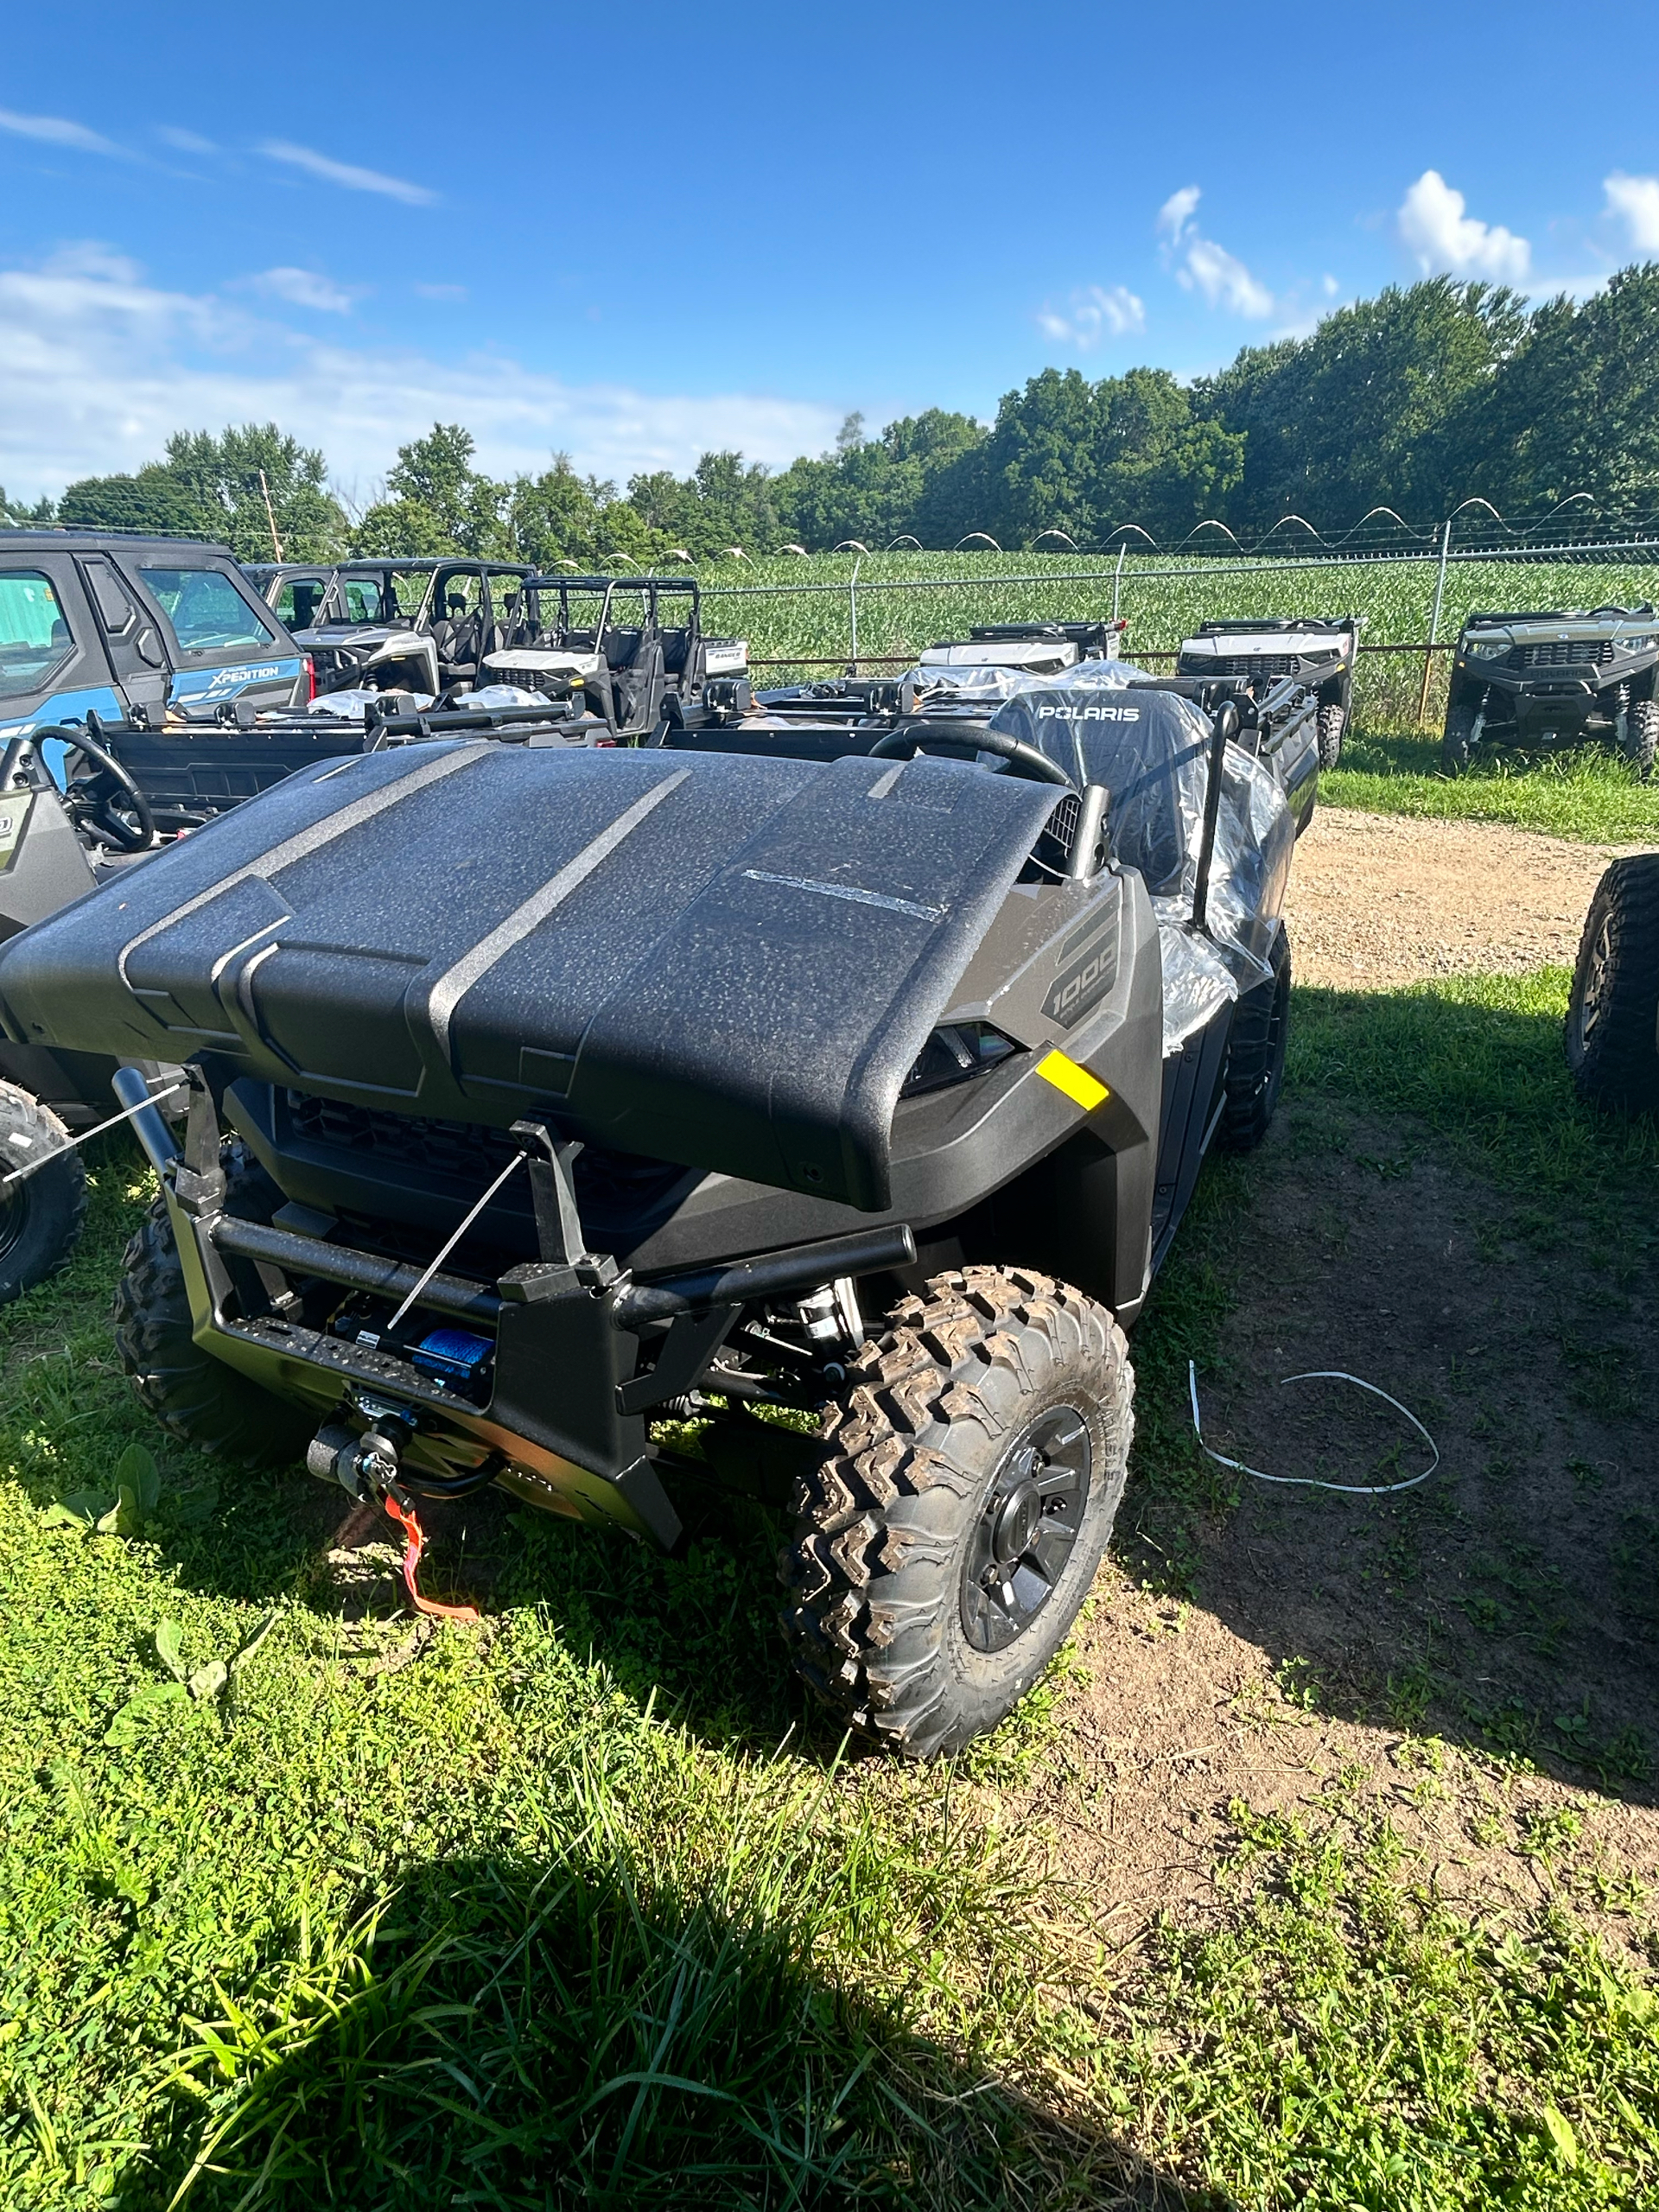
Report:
696,550,1659,725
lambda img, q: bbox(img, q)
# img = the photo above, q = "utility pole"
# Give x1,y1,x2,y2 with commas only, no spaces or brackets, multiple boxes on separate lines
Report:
258,471,283,563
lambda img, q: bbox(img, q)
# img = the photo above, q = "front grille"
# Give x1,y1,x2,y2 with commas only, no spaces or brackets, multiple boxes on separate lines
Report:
1206,653,1300,679
1514,640,1615,668
288,1093,517,1179
281,1093,689,1232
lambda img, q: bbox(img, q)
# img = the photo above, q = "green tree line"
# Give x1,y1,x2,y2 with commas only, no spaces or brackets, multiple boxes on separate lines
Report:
20,265,1659,560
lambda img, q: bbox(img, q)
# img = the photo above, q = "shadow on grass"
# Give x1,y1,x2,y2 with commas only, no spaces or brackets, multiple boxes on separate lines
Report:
118,1841,1187,2212
1122,977,1659,1804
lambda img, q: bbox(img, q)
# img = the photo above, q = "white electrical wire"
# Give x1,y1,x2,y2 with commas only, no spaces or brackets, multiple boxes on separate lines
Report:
1,1079,188,1187
1187,1359,1440,1496
384,1151,524,1334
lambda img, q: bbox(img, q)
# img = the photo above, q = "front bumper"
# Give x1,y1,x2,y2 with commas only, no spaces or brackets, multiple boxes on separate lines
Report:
1458,655,1651,718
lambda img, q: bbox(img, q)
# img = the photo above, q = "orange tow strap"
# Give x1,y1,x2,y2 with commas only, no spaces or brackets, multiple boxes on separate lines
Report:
381,1491,480,1623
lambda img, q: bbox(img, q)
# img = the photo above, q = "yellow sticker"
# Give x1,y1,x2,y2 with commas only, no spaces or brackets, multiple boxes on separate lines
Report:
1036,1050,1109,1112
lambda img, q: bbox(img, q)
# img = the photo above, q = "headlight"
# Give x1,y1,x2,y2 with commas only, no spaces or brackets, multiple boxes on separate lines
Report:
900,1023,1018,1100
1614,634,1656,652
1464,638,1510,660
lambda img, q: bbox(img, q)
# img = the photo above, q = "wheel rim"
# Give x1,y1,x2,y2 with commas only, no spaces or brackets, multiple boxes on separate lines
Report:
960,1404,1092,1652
0,1177,31,1268
1569,914,1615,1062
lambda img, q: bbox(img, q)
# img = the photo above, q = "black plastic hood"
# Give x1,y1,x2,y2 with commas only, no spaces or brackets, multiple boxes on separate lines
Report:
0,741,1064,1210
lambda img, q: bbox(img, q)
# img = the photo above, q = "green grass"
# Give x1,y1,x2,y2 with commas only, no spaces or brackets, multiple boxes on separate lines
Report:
2,982,1657,2207
1325,726,1659,843
1289,967,1659,1224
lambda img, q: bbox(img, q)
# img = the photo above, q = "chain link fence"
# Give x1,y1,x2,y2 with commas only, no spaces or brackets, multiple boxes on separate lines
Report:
696,523,1659,729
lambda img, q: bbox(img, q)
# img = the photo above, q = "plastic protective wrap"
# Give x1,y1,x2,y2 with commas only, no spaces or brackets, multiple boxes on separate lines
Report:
455,683,556,712
987,682,1293,1052
906,653,1148,710
307,687,435,719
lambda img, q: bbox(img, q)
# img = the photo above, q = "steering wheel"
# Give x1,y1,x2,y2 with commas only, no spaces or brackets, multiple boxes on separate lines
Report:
62,730,156,853
868,721,1074,788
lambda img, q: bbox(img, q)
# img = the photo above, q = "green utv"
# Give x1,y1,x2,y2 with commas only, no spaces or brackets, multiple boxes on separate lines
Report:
0,682,1297,1755
1443,604,1659,776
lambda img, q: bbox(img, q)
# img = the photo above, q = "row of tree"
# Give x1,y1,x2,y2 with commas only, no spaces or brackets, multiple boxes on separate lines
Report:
12,266,1659,561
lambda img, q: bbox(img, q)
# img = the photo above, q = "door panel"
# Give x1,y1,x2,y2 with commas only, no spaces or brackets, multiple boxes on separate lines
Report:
0,558,125,782
121,557,306,716
76,555,169,724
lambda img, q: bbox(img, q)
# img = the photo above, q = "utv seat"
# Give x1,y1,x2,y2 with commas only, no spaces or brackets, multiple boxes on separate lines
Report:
432,602,486,683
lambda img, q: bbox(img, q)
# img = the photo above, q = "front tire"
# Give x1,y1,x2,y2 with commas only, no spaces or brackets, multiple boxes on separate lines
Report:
1217,926,1292,1153
1442,691,1478,773
1565,855,1659,1116
1622,698,1658,780
1316,701,1345,769
0,1084,88,1304
781,1267,1132,1758
113,1188,315,1467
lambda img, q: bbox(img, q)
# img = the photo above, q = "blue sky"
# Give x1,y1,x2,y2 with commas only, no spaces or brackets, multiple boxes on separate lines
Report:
1,0,1655,505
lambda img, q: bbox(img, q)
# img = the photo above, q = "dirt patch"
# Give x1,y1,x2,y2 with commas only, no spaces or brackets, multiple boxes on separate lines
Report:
1283,808,1651,987
1013,1091,1659,1945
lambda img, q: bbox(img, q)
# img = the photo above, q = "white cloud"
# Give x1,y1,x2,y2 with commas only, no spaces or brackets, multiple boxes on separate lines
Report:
259,139,435,207
1036,283,1146,350
157,125,218,156
1605,171,1659,255
1179,237,1274,318
0,247,842,502
0,108,118,156
1155,185,1274,318
1322,273,1340,298
1157,186,1201,241
245,267,354,314
1397,170,1530,282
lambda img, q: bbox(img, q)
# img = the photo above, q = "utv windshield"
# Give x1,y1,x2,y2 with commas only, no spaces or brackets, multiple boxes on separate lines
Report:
138,566,278,654
0,570,76,701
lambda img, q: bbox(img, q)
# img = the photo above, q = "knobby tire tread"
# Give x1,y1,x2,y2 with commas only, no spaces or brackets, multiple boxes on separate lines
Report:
1566,854,1659,1114
780,1266,1132,1758
112,1190,314,1468
0,1084,88,1302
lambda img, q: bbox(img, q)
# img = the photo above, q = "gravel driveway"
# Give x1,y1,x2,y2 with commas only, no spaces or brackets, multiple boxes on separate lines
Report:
1282,807,1653,988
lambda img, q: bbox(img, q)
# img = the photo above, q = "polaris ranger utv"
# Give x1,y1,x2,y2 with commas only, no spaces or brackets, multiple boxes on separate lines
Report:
483,576,751,739
245,559,535,704
0,684,1294,1755
1443,605,1659,776
1176,616,1357,769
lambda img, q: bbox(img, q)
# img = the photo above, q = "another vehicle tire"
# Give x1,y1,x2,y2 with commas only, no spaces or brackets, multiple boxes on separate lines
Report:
1442,692,1478,773
1565,855,1659,1116
1622,698,1658,780
112,1175,315,1468
1316,701,1345,769
781,1266,1132,1759
1217,926,1292,1154
0,1084,87,1304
